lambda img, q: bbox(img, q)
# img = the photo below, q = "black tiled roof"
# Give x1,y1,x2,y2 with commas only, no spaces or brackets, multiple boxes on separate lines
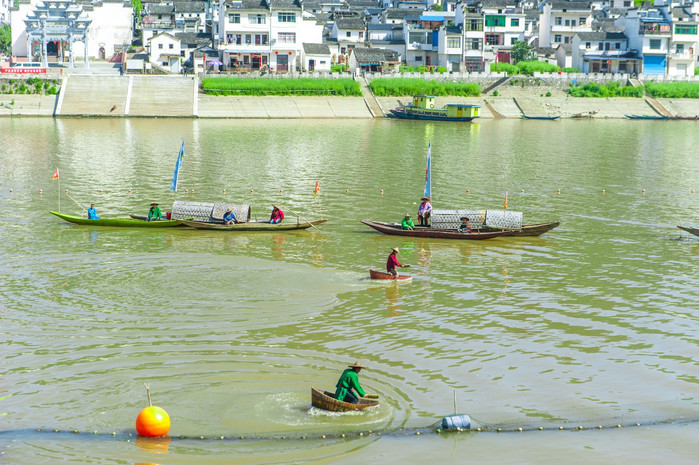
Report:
303,43,331,54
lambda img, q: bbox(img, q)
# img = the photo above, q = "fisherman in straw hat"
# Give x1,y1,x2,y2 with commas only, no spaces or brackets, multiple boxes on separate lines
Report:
269,204,284,224
418,196,432,226
334,361,368,404
147,202,162,221
401,212,415,230
386,247,405,278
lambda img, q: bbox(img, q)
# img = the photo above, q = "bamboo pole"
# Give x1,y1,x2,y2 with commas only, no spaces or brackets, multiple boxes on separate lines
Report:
282,206,322,232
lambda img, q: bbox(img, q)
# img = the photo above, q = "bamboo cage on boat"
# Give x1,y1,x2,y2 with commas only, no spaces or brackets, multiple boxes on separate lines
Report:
172,201,251,223
432,209,523,230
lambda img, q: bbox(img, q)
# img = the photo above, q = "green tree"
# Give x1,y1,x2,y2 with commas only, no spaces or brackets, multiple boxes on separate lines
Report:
0,25,11,56
131,0,143,22
511,40,534,64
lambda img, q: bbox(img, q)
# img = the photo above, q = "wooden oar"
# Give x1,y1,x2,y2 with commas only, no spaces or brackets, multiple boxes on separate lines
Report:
281,206,322,232
365,394,379,399
402,264,411,268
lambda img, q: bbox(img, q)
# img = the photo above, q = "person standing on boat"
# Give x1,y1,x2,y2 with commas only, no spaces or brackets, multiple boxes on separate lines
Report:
334,361,367,404
87,204,99,220
387,247,405,277
459,217,472,233
401,213,415,230
417,197,432,226
223,208,237,225
270,205,284,224
147,202,163,221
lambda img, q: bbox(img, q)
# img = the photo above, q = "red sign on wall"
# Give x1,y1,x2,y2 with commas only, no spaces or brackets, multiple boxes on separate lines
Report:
1,67,47,74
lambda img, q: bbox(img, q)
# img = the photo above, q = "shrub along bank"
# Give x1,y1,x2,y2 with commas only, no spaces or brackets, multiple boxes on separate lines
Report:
369,78,481,96
0,77,59,95
201,77,362,96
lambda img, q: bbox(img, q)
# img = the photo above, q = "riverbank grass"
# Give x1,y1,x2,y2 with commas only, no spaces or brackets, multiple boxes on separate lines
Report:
644,81,699,98
568,81,643,97
369,78,481,96
201,77,362,96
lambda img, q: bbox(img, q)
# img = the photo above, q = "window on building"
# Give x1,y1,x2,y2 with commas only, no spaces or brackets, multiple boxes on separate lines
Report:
599,42,603,49
447,37,461,48
571,20,576,26
564,36,570,44
169,44,173,49
555,17,562,26
676,43,684,54
511,37,518,45
623,1,630,6
485,34,501,45
278,32,296,43
565,19,570,26
359,31,363,40
415,55,423,61
510,18,519,27
278,12,296,23
229,13,240,23
674,24,697,35
585,42,591,48
554,34,561,43
248,14,265,24
346,31,351,37
579,17,586,25
649,39,661,50
615,42,621,50
158,43,163,49
485,15,505,27
236,34,242,45
465,38,482,50
261,34,268,45
605,42,610,50
466,19,482,31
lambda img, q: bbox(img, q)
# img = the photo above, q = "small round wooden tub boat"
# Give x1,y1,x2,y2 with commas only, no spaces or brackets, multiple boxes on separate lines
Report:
311,387,379,412
369,269,412,281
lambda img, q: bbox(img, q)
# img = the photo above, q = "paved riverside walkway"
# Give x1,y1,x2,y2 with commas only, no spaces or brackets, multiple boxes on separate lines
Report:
3,74,699,118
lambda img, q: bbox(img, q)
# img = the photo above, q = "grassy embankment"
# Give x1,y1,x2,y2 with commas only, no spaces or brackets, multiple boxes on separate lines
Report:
369,78,481,96
0,77,59,95
201,77,362,96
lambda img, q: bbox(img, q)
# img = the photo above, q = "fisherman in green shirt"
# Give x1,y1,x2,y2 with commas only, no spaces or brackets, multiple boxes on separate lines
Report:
334,361,368,403
401,213,415,230
147,202,163,221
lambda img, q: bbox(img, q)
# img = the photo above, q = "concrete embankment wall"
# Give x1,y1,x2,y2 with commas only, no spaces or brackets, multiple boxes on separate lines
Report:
2,74,699,118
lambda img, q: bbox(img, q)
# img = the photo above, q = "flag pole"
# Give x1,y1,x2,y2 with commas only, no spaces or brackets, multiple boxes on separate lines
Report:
58,177,60,212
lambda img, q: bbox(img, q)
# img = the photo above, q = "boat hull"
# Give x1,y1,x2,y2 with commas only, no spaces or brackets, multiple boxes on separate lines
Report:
389,108,478,122
50,211,182,228
522,115,560,120
311,387,379,412
624,115,669,120
677,225,699,237
478,222,560,236
177,218,328,231
369,269,412,280
361,221,512,240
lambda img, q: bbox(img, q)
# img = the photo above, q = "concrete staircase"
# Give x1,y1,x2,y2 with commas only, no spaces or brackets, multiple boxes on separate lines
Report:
56,75,195,117
359,76,385,117
129,76,194,117
57,75,130,116
644,97,672,117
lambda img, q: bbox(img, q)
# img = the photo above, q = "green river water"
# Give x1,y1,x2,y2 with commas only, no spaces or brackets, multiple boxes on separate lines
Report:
1,117,698,464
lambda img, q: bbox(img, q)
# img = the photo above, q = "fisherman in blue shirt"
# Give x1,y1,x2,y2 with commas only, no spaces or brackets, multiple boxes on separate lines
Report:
223,208,237,225
87,204,99,220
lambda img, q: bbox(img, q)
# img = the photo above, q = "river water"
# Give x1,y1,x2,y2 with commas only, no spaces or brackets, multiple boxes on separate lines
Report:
1,117,698,464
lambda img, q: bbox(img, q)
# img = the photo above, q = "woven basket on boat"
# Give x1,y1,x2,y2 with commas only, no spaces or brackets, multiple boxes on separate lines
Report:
172,201,251,223
432,209,522,230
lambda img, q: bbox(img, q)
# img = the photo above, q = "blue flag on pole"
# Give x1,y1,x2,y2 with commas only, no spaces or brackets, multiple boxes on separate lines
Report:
170,139,184,191
423,142,431,199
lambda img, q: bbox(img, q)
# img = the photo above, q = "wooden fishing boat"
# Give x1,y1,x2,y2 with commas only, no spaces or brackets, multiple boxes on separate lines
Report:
361,220,512,240
311,387,379,412
388,94,480,122
522,114,560,120
177,218,328,231
477,221,560,236
50,211,182,228
677,225,699,237
624,114,669,120
369,269,412,281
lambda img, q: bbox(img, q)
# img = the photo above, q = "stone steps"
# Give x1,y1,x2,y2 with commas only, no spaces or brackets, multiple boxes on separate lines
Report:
58,75,129,116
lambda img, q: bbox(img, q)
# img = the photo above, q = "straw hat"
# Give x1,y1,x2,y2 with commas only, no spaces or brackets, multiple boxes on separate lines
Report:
421,197,430,201
391,247,399,254
150,202,159,206
405,212,411,217
460,216,470,221
348,361,368,369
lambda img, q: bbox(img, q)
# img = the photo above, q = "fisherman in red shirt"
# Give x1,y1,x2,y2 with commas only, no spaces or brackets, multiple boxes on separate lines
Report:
270,205,284,224
386,247,405,277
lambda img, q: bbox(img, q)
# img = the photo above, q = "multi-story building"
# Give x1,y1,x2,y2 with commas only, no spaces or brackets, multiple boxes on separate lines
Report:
216,0,323,72
667,2,698,75
571,31,640,73
142,1,207,44
618,7,672,75
481,0,526,64
330,15,366,56
539,1,594,48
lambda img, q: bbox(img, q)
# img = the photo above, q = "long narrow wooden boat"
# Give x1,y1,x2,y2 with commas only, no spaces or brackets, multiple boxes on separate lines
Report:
369,269,412,281
522,114,560,120
311,387,379,412
361,220,512,240
677,225,699,237
624,114,669,120
177,218,328,231
478,221,560,236
50,211,182,228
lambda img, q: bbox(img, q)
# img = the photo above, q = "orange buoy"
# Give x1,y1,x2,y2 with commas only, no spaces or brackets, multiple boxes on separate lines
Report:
602,189,605,194
345,189,349,193
250,189,254,193
520,189,524,193
128,189,132,194
99,189,103,194
557,189,561,194
642,189,645,195
39,189,43,194
466,189,469,194
280,189,283,193
223,189,226,194
136,384,170,438
191,189,195,194
136,406,170,438
9,189,13,193
380,189,384,194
